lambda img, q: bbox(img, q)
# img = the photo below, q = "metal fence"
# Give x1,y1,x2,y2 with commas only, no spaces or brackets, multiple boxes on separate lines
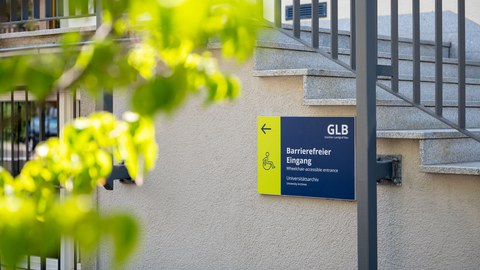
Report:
0,91,59,175
0,90,81,270
270,0,478,143
266,1,477,269
0,0,96,33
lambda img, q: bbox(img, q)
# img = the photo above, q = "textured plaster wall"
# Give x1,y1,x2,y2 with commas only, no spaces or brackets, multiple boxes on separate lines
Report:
96,53,480,269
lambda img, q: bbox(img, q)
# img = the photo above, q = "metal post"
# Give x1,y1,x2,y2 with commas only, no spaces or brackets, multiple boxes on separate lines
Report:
312,0,319,48
25,91,29,161
435,0,443,116
391,0,399,92
412,0,421,104
21,0,29,20
356,0,378,269
293,0,300,38
0,102,3,166
331,0,338,59
96,0,102,28
274,0,281,27
0,0,6,22
458,0,466,129
350,0,356,69
10,93,14,174
95,0,112,114
33,0,40,19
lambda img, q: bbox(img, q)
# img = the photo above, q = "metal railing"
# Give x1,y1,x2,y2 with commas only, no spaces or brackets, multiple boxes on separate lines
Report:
264,1,477,269
0,0,96,33
0,91,59,176
0,90,81,270
268,0,479,143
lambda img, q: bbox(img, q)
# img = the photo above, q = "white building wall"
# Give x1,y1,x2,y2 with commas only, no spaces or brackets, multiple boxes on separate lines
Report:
95,51,480,269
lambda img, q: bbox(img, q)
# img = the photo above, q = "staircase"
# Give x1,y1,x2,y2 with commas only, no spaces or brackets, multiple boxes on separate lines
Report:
254,24,480,177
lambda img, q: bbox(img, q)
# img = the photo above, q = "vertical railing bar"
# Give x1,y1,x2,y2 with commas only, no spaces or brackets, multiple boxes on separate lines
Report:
331,0,338,59
435,0,443,116
10,92,14,174
293,0,300,38
73,90,77,118
58,243,61,270
312,0,319,48
16,102,21,174
33,0,40,19
21,0,29,20
40,256,46,270
412,0,421,104
57,91,60,136
73,241,77,270
25,91,29,161
391,0,399,92
39,102,45,142
10,0,18,21
350,0,356,69
45,0,52,17
0,102,3,166
458,0,466,129
274,0,281,27
0,0,6,23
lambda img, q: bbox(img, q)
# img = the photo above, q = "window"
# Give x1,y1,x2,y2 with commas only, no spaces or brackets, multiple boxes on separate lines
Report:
285,2,327,21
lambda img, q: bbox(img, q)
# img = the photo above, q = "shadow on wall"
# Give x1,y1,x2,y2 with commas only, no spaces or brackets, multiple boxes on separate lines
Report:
317,11,480,61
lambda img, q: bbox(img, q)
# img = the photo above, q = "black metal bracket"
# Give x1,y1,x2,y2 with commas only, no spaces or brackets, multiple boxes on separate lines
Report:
104,163,134,190
375,155,402,186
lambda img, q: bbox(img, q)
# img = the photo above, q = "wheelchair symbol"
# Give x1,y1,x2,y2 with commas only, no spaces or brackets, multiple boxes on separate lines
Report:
262,152,275,170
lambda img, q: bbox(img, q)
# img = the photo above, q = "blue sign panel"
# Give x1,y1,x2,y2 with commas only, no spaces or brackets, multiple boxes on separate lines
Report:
258,116,355,200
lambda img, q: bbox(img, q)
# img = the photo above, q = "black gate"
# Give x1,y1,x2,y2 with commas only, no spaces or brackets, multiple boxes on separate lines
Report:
0,90,81,270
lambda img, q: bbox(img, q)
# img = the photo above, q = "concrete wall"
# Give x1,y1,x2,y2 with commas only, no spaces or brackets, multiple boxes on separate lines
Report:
96,51,480,269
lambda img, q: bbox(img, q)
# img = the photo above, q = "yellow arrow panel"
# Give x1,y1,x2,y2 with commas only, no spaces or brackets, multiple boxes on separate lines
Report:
257,116,281,195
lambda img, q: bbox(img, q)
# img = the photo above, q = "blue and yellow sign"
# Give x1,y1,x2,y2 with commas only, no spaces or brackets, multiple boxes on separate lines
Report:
258,116,355,200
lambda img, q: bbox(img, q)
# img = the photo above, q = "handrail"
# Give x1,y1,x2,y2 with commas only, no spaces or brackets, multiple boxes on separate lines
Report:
0,0,95,33
268,0,480,143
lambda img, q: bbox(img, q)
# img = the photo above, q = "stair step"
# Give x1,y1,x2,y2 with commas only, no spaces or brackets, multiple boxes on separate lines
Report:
379,129,480,163
255,68,480,129
255,41,480,79
380,129,480,175
421,162,480,175
304,98,480,129
305,98,480,108
253,68,480,102
259,24,451,58
377,128,480,140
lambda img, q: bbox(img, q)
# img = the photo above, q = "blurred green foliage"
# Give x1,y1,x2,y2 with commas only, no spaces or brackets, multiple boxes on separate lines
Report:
0,0,259,268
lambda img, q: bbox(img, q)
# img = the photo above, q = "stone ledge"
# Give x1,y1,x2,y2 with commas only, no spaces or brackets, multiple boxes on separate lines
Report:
303,99,356,106
421,161,480,175
255,40,480,66
253,67,480,85
304,97,480,107
253,68,354,77
377,129,480,140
